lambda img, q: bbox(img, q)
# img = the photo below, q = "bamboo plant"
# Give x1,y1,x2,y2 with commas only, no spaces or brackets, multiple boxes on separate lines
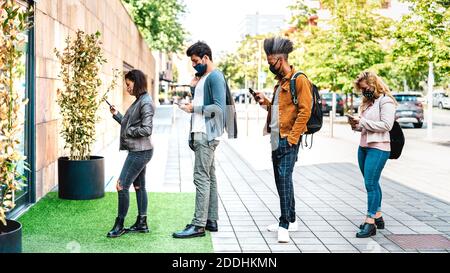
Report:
0,0,33,227
55,30,119,161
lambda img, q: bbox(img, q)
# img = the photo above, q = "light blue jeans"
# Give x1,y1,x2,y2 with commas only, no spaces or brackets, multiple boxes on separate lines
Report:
357,147,390,218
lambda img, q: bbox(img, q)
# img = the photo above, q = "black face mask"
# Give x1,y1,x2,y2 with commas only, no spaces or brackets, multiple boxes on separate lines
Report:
362,88,375,99
269,58,283,77
194,57,207,77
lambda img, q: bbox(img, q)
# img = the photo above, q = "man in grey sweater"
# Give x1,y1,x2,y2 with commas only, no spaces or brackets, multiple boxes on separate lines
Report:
173,41,232,238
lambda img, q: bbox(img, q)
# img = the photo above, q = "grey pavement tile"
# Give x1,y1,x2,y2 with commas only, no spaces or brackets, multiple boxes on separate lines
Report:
268,244,301,253
232,225,260,232
325,244,360,252
386,227,417,234
235,231,264,239
213,232,238,238
216,226,234,232
292,237,323,245
409,226,442,234
231,220,257,226
289,231,317,238
345,237,378,245
353,243,386,253
312,231,343,238
213,244,242,252
381,244,405,252
318,236,351,244
212,237,239,245
307,225,337,232
297,244,330,253
240,244,271,253
302,220,330,226
333,226,361,232
237,237,268,245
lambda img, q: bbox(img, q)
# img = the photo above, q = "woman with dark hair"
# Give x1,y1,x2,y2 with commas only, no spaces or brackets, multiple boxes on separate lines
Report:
107,69,155,238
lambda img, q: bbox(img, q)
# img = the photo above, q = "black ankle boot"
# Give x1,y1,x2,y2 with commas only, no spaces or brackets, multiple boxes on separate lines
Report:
107,217,125,238
356,223,376,238
359,217,385,230
127,215,149,233
206,220,218,232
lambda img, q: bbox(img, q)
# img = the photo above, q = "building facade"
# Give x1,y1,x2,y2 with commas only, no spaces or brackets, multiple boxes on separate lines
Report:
9,0,156,217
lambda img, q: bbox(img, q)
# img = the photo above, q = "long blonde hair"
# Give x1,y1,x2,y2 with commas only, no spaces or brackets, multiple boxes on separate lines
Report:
354,71,397,111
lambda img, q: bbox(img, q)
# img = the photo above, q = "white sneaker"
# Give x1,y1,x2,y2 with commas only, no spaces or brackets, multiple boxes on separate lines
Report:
267,220,298,232
277,227,290,243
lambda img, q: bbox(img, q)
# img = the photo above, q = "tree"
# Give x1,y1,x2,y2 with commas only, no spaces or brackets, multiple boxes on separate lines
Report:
391,0,450,91
289,0,393,94
218,34,274,90
0,0,33,226
122,0,187,53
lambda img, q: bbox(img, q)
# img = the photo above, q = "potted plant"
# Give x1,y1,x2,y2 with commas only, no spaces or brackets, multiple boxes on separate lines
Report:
55,30,118,200
0,0,33,253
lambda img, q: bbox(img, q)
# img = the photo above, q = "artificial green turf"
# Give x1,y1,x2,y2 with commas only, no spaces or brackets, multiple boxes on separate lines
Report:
18,192,213,253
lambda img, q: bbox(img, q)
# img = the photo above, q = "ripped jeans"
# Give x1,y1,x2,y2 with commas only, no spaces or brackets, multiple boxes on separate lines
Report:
117,149,153,218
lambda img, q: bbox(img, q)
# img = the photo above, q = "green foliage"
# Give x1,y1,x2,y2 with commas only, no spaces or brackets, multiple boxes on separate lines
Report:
289,0,393,94
122,0,187,53
55,31,119,161
0,0,33,226
391,0,450,90
218,34,274,90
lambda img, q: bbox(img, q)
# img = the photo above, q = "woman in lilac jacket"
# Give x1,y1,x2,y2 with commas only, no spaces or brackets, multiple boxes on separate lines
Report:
348,71,397,238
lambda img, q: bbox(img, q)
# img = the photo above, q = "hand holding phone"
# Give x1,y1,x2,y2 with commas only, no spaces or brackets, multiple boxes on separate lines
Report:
249,88,261,101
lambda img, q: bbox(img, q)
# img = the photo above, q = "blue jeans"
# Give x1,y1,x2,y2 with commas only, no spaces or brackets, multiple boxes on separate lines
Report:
272,137,300,229
357,147,390,218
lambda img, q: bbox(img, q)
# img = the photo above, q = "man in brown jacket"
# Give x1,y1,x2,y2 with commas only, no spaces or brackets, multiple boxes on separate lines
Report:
255,37,312,243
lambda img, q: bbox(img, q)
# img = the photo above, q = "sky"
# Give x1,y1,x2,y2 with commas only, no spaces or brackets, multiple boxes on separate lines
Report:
180,0,295,59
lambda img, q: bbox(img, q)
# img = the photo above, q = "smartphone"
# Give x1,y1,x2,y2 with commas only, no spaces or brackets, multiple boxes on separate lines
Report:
103,98,112,107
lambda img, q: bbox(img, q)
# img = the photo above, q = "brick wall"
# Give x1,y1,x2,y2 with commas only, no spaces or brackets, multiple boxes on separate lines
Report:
34,0,155,200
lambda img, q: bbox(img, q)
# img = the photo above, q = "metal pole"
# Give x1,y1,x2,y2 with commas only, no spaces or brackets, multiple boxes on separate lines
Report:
427,61,434,140
329,111,334,138
245,76,249,137
331,92,336,138
257,40,262,129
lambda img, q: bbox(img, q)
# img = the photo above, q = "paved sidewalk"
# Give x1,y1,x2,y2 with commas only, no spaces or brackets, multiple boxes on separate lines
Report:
100,106,450,253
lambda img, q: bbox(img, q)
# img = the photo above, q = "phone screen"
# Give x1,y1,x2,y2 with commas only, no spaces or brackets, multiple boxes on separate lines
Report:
249,88,256,96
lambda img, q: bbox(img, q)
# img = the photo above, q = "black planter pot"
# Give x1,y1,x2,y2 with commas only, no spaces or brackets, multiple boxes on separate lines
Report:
58,156,105,200
0,219,22,253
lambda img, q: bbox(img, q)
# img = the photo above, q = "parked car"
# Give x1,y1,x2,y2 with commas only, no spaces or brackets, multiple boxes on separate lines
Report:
233,89,253,104
320,92,345,116
393,93,424,128
433,92,450,109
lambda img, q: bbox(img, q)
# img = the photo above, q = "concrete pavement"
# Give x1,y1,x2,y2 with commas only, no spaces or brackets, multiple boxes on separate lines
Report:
99,105,450,253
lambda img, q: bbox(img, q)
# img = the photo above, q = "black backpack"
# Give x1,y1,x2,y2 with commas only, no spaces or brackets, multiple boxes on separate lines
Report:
389,121,404,159
379,94,404,159
290,71,323,148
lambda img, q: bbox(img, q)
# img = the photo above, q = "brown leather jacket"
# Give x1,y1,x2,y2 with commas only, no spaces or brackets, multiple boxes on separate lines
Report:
261,67,312,146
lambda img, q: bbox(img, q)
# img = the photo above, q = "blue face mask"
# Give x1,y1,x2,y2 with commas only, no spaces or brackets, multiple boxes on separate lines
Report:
194,57,207,77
